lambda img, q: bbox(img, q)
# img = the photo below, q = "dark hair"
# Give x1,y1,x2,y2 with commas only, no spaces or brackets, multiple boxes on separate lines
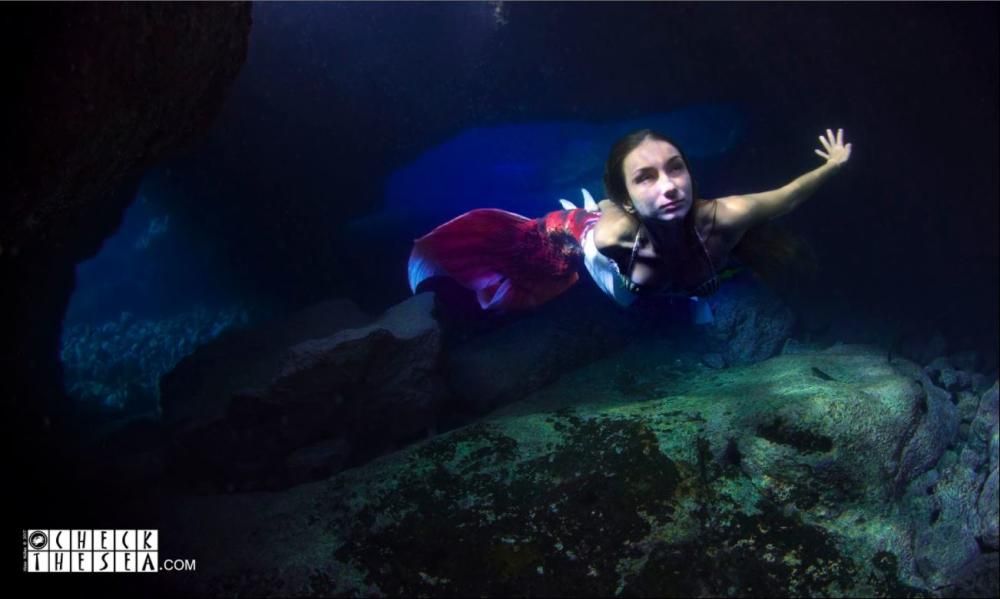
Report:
602,129,698,208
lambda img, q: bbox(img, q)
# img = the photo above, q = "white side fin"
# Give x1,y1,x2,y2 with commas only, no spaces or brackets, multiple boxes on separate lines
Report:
558,199,577,210
581,188,598,211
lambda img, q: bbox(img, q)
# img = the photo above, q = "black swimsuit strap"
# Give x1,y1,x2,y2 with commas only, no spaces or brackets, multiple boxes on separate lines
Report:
625,227,642,278
692,201,720,294
624,201,721,297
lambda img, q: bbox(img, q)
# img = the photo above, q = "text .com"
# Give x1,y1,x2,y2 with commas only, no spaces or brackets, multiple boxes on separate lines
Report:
23,530,196,573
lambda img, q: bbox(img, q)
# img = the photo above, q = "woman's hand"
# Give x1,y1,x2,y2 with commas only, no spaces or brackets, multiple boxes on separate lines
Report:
715,128,853,231
815,128,852,168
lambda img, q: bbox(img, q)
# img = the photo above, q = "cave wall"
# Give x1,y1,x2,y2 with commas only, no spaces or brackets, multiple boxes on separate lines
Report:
1,3,253,492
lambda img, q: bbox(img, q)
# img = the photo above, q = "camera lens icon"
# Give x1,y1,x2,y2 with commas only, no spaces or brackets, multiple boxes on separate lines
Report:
28,532,48,550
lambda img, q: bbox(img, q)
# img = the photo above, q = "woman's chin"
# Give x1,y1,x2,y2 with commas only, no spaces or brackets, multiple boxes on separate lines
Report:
648,210,687,223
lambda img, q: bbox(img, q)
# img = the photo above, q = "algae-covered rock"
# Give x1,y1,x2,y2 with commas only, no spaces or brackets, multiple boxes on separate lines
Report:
972,382,999,550
159,342,999,597
978,467,999,549
442,274,794,420
900,381,999,589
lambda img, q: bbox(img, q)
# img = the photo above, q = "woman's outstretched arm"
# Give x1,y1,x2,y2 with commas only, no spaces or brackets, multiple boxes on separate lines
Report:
714,128,852,235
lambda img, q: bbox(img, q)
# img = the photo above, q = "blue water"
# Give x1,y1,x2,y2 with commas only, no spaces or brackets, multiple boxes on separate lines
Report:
61,2,997,418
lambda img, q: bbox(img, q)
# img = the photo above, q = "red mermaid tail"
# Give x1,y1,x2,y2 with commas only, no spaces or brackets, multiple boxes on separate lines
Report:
408,207,599,312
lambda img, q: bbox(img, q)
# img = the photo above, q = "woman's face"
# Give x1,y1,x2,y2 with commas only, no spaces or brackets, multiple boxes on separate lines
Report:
622,138,693,222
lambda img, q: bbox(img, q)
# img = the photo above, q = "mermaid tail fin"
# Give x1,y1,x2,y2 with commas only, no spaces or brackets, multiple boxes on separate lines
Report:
408,208,593,312
558,188,599,212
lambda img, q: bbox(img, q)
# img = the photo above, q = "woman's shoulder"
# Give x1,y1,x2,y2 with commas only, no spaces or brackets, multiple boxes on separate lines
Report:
692,198,716,225
693,197,746,255
594,200,638,250
693,197,736,239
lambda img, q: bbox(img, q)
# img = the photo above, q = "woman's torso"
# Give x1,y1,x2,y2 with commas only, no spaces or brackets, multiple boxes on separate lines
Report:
597,199,736,294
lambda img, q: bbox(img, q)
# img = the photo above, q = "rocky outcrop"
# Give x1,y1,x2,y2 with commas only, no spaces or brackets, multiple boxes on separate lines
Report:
154,277,798,492
441,284,645,418
161,299,371,431
702,274,796,367
444,275,798,419
900,380,998,593
159,342,999,597
162,294,447,492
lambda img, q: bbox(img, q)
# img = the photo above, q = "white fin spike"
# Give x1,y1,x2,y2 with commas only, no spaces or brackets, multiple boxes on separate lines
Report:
581,188,598,211
559,199,577,210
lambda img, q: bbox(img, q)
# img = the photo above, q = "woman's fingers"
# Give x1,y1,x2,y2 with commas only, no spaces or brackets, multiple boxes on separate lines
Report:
820,128,847,147
813,129,851,165
818,129,850,164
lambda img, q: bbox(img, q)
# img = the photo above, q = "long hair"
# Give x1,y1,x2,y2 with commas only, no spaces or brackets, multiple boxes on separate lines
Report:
602,129,817,289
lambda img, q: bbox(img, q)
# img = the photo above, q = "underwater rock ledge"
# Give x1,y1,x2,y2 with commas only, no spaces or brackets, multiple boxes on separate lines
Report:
161,295,439,492
160,343,999,597
155,282,795,493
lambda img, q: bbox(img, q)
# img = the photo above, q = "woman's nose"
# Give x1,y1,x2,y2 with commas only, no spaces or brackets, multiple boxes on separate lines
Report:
659,177,677,196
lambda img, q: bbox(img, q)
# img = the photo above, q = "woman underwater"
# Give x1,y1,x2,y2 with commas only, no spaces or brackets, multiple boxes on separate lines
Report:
408,128,852,317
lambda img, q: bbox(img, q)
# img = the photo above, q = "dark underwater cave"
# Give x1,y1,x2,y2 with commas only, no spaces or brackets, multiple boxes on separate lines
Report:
3,2,997,595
